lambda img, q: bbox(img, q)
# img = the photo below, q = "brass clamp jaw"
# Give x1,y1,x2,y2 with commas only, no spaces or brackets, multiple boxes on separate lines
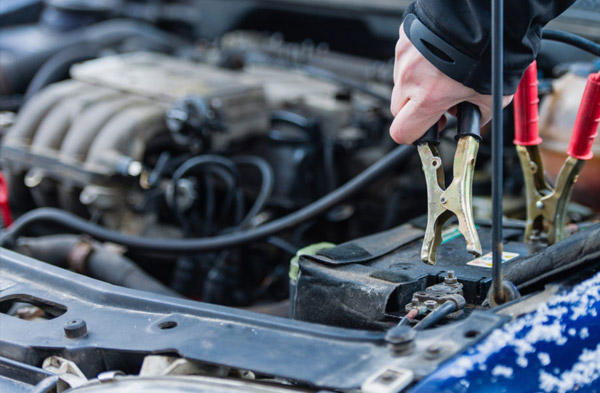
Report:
514,62,600,245
416,102,483,265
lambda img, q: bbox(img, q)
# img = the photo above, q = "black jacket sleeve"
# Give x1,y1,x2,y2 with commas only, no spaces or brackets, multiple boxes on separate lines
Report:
403,0,576,95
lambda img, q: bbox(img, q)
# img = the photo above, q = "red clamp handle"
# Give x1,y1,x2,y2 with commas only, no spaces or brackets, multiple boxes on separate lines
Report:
0,173,13,228
567,72,600,160
513,61,542,146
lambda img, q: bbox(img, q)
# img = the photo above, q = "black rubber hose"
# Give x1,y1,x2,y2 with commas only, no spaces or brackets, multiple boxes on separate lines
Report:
503,223,600,288
266,236,298,255
171,155,239,232
542,29,600,57
202,175,216,236
24,43,99,101
413,301,456,331
13,235,181,297
0,49,59,95
0,19,187,95
1,145,414,254
232,155,275,229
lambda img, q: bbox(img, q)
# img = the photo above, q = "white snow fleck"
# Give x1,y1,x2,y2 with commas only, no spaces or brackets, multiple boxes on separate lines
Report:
538,352,551,366
491,365,513,378
442,273,600,381
580,327,589,339
539,343,600,393
516,356,528,368
448,357,473,378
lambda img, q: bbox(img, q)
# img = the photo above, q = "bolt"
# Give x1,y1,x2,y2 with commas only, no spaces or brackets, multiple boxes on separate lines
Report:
64,319,87,339
444,270,458,285
536,200,544,209
427,344,441,354
424,300,437,310
425,344,443,359
385,325,416,355
378,370,398,384
411,298,419,306
440,197,447,204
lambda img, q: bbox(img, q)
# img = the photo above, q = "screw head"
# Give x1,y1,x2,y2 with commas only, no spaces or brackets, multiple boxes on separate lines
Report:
427,344,441,354
64,319,87,339
536,200,544,209
440,197,447,204
425,344,443,359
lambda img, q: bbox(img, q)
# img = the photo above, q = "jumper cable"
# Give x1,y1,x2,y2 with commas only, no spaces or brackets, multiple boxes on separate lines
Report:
514,62,600,245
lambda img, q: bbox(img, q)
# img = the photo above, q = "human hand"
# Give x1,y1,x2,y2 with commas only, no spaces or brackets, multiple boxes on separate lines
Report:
390,23,513,144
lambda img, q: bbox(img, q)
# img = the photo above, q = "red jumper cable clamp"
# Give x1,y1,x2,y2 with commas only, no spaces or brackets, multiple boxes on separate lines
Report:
0,173,14,228
514,62,600,244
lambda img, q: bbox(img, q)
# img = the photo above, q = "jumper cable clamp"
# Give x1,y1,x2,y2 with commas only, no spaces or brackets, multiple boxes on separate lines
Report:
416,102,482,265
514,62,600,244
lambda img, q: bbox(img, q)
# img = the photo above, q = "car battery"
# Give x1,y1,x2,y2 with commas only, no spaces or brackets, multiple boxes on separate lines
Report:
291,218,529,330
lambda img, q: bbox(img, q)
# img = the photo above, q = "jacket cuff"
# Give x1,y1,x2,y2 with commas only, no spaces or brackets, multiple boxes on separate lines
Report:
403,9,522,95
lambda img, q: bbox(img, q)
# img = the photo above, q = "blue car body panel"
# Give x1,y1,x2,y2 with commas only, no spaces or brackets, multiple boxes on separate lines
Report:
409,272,600,393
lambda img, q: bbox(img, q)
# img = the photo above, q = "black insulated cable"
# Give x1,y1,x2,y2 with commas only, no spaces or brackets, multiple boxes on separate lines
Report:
231,156,275,229
170,155,240,233
1,145,415,255
413,302,456,331
542,29,600,57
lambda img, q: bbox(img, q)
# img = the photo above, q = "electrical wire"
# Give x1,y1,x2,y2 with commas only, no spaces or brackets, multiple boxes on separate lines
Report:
0,145,415,255
413,302,457,330
231,156,275,229
170,155,239,232
542,29,600,57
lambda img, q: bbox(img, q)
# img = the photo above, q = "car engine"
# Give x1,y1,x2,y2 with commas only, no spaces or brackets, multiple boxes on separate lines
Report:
1,1,599,392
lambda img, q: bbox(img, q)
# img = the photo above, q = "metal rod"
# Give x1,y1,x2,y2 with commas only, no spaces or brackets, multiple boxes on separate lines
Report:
491,0,505,303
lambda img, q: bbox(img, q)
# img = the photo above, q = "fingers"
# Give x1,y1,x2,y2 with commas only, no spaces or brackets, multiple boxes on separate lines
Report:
437,114,448,131
390,83,408,117
389,99,446,144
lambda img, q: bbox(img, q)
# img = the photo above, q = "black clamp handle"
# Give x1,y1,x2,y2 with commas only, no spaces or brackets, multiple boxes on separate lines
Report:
414,102,481,146
456,102,482,141
414,125,440,146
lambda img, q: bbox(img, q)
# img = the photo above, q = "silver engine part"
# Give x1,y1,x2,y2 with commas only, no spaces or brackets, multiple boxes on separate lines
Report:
1,49,386,232
1,52,271,230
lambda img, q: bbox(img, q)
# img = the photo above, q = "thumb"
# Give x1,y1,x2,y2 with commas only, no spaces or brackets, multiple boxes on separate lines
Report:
389,99,445,144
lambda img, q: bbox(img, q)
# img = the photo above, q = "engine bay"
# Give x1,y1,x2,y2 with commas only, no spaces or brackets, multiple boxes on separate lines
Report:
1,1,600,392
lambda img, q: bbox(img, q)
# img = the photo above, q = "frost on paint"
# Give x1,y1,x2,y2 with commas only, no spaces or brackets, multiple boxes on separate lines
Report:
539,344,600,393
537,352,551,367
491,365,514,378
443,272,600,387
